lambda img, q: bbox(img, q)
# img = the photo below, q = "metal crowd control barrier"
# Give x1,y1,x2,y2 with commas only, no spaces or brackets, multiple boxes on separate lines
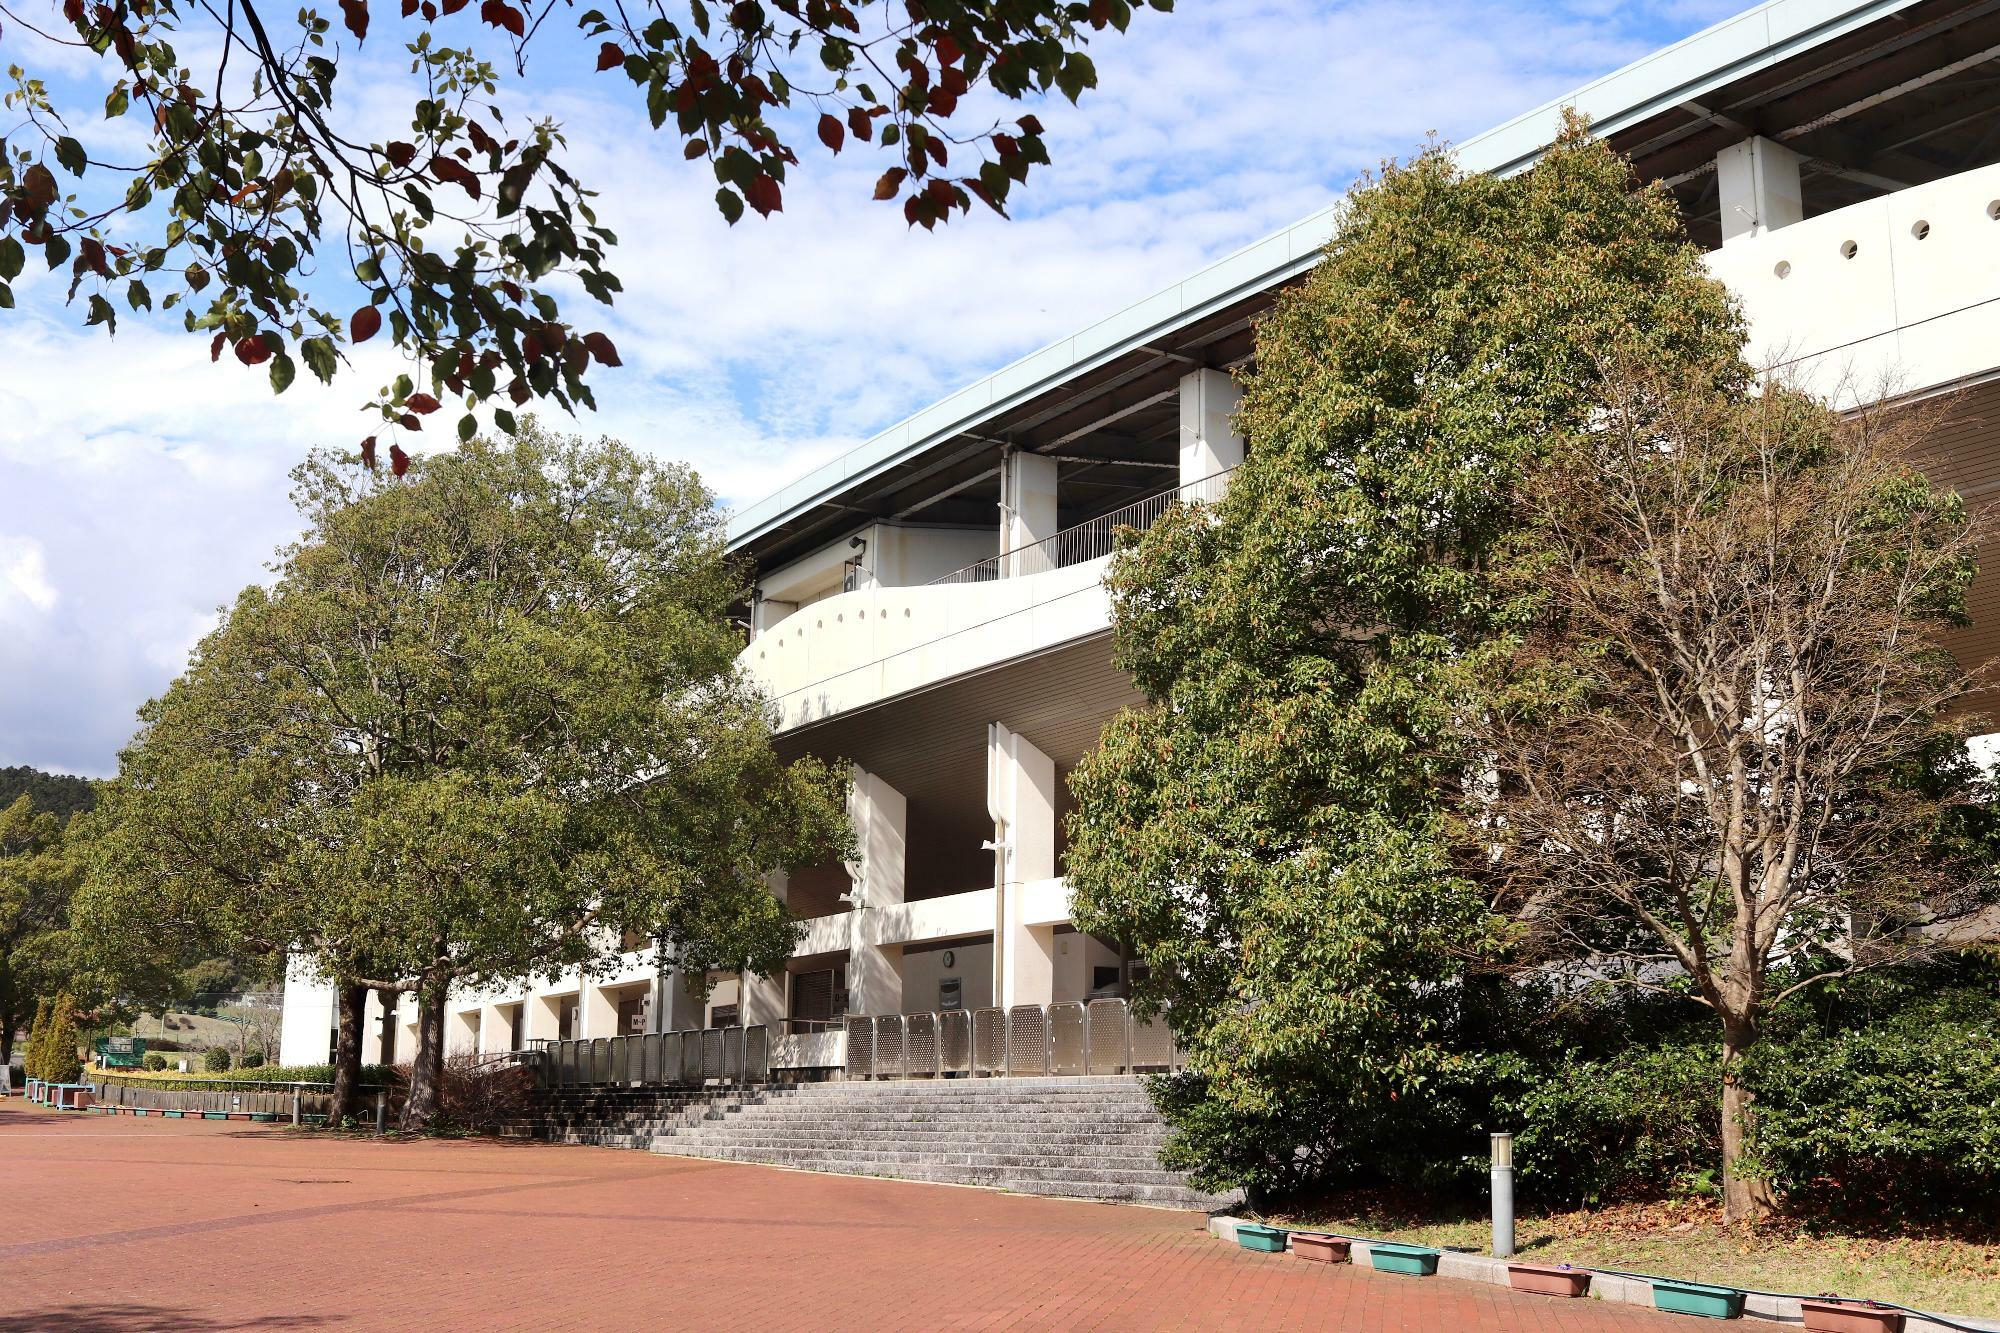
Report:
833,999,1186,1081
533,1023,772,1090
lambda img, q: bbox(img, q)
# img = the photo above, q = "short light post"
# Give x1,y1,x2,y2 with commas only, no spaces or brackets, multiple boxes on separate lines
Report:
374,1089,387,1134
1491,1132,1516,1259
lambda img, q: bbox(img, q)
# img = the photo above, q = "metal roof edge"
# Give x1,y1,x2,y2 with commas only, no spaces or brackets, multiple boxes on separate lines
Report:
724,0,1920,550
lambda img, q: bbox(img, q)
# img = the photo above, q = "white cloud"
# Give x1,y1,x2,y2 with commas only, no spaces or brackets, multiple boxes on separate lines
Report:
0,536,59,616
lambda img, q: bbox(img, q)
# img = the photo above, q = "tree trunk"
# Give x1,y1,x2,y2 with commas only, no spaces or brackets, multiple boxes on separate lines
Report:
399,984,449,1131
1720,1025,1775,1224
327,981,367,1125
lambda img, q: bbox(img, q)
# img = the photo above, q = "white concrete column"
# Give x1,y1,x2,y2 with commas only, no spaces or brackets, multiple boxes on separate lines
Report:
844,767,908,1016
581,980,617,1039
451,1006,481,1055
1001,449,1059,576
1179,367,1243,490
1717,136,1804,245
988,722,1058,1009
478,1003,511,1053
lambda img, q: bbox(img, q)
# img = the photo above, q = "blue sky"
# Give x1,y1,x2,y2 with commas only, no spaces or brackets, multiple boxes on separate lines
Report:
0,0,1745,776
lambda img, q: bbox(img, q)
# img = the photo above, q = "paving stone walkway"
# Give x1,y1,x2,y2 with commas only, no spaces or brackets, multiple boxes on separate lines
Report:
1,1103,1698,1331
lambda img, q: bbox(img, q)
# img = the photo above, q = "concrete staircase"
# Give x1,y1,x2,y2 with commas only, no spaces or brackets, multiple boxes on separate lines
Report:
645,1076,1234,1210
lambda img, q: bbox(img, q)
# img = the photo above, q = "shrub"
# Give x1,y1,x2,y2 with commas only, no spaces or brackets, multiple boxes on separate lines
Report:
1746,980,2000,1221
202,1046,232,1072
240,1051,265,1069
142,1053,168,1071
23,998,51,1081
1504,1040,1720,1208
42,994,83,1083
427,1053,537,1134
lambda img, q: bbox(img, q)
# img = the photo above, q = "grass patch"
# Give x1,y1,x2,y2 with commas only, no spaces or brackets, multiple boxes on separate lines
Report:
1272,1193,2000,1318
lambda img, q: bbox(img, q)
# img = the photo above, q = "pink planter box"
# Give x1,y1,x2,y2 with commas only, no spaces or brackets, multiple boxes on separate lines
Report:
1507,1264,1591,1298
1801,1298,1905,1333
1290,1234,1351,1264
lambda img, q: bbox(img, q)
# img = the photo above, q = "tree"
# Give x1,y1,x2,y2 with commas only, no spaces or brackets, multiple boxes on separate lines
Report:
0,768,96,821
23,996,52,1079
1481,362,1999,1221
0,0,1166,452
40,992,84,1083
77,425,847,1129
1065,121,1747,1198
0,796,87,1070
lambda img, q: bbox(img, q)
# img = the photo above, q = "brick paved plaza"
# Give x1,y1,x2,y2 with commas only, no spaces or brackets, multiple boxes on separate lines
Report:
1,1103,1694,1331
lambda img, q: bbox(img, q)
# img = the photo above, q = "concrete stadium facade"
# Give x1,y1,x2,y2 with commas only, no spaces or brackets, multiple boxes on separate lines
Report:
280,0,2000,1075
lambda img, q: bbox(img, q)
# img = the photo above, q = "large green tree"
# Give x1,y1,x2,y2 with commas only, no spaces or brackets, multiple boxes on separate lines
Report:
1066,123,1747,1198
77,426,847,1127
0,0,1165,450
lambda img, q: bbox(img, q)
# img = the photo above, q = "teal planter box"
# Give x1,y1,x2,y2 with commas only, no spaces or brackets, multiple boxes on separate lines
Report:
1652,1280,1745,1319
201,1111,229,1120
163,1110,184,1118
1367,1243,1441,1276
1235,1224,1288,1254
250,1112,276,1123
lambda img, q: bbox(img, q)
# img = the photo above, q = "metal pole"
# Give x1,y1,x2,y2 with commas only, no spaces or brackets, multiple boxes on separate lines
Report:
374,1089,386,1134
291,1086,301,1126
1491,1132,1516,1259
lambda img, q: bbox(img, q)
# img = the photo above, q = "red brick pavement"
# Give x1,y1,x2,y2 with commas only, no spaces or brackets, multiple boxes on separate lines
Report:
1,1103,1700,1332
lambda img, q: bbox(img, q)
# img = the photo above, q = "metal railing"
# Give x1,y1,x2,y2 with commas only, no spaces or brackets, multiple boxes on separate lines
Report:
929,467,1235,586
843,999,1183,1079
529,1023,770,1090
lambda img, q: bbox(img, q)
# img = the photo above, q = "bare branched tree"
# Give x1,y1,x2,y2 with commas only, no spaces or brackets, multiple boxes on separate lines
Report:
1482,361,2000,1223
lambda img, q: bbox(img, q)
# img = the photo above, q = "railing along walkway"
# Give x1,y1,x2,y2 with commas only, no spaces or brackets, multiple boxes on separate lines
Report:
929,467,1235,586
845,999,1183,1079
529,1023,770,1090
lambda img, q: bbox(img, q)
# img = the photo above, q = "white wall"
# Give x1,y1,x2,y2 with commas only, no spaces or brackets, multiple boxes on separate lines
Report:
900,942,993,1014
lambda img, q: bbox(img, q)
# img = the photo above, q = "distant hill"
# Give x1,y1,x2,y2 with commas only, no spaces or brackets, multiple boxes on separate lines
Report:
0,766,96,819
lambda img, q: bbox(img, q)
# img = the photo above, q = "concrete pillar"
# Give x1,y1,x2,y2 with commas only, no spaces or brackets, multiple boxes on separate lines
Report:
581,980,618,1039
451,1007,481,1055
1717,136,1804,245
844,767,908,1016
524,992,563,1043
1179,367,1243,489
479,1003,514,1053
988,722,1058,1009
1001,449,1059,576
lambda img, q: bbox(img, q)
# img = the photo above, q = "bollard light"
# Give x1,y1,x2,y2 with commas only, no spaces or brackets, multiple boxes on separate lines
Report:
1490,1131,1516,1259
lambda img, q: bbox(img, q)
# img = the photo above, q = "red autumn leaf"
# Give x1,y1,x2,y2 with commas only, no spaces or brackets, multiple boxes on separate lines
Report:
582,331,621,367
522,331,544,361
441,0,469,14
873,167,906,201
847,107,873,143
746,173,782,216
351,305,382,343
398,413,421,431
596,42,624,71
209,331,227,362
359,436,378,470
817,113,844,153
430,156,482,200
479,0,524,36
234,335,273,366
1017,114,1044,135
62,0,83,21
389,443,410,477
684,139,707,160
338,0,368,39
406,392,441,414
508,378,530,405
384,141,417,169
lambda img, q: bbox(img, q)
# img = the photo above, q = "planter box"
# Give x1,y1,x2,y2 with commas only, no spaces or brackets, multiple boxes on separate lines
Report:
1802,1299,1905,1333
163,1109,184,1118
1235,1223,1288,1254
201,1111,229,1120
1652,1280,1745,1319
250,1113,276,1123
1367,1243,1442,1277
1291,1234,1351,1264
1508,1263,1590,1298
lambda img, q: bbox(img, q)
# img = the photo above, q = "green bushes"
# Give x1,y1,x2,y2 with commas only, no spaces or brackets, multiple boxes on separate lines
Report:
142,1053,168,1071
240,1051,265,1068
202,1046,232,1072
26,993,84,1083
96,1061,394,1092
1505,1041,1721,1207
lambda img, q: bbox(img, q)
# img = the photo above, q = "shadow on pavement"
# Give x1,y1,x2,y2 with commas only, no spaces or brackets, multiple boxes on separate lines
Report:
0,1305,336,1331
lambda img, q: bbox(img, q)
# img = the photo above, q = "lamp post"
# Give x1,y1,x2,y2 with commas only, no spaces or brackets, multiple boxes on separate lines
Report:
1491,1132,1516,1258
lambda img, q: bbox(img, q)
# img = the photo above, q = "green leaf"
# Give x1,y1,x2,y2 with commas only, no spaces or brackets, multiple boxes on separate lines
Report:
44,234,71,270
0,282,13,311
715,187,744,225
127,279,152,311
458,412,477,442
54,136,87,176
493,408,517,435
269,351,297,394
105,85,130,118
0,237,23,282
301,336,338,384
85,293,117,333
